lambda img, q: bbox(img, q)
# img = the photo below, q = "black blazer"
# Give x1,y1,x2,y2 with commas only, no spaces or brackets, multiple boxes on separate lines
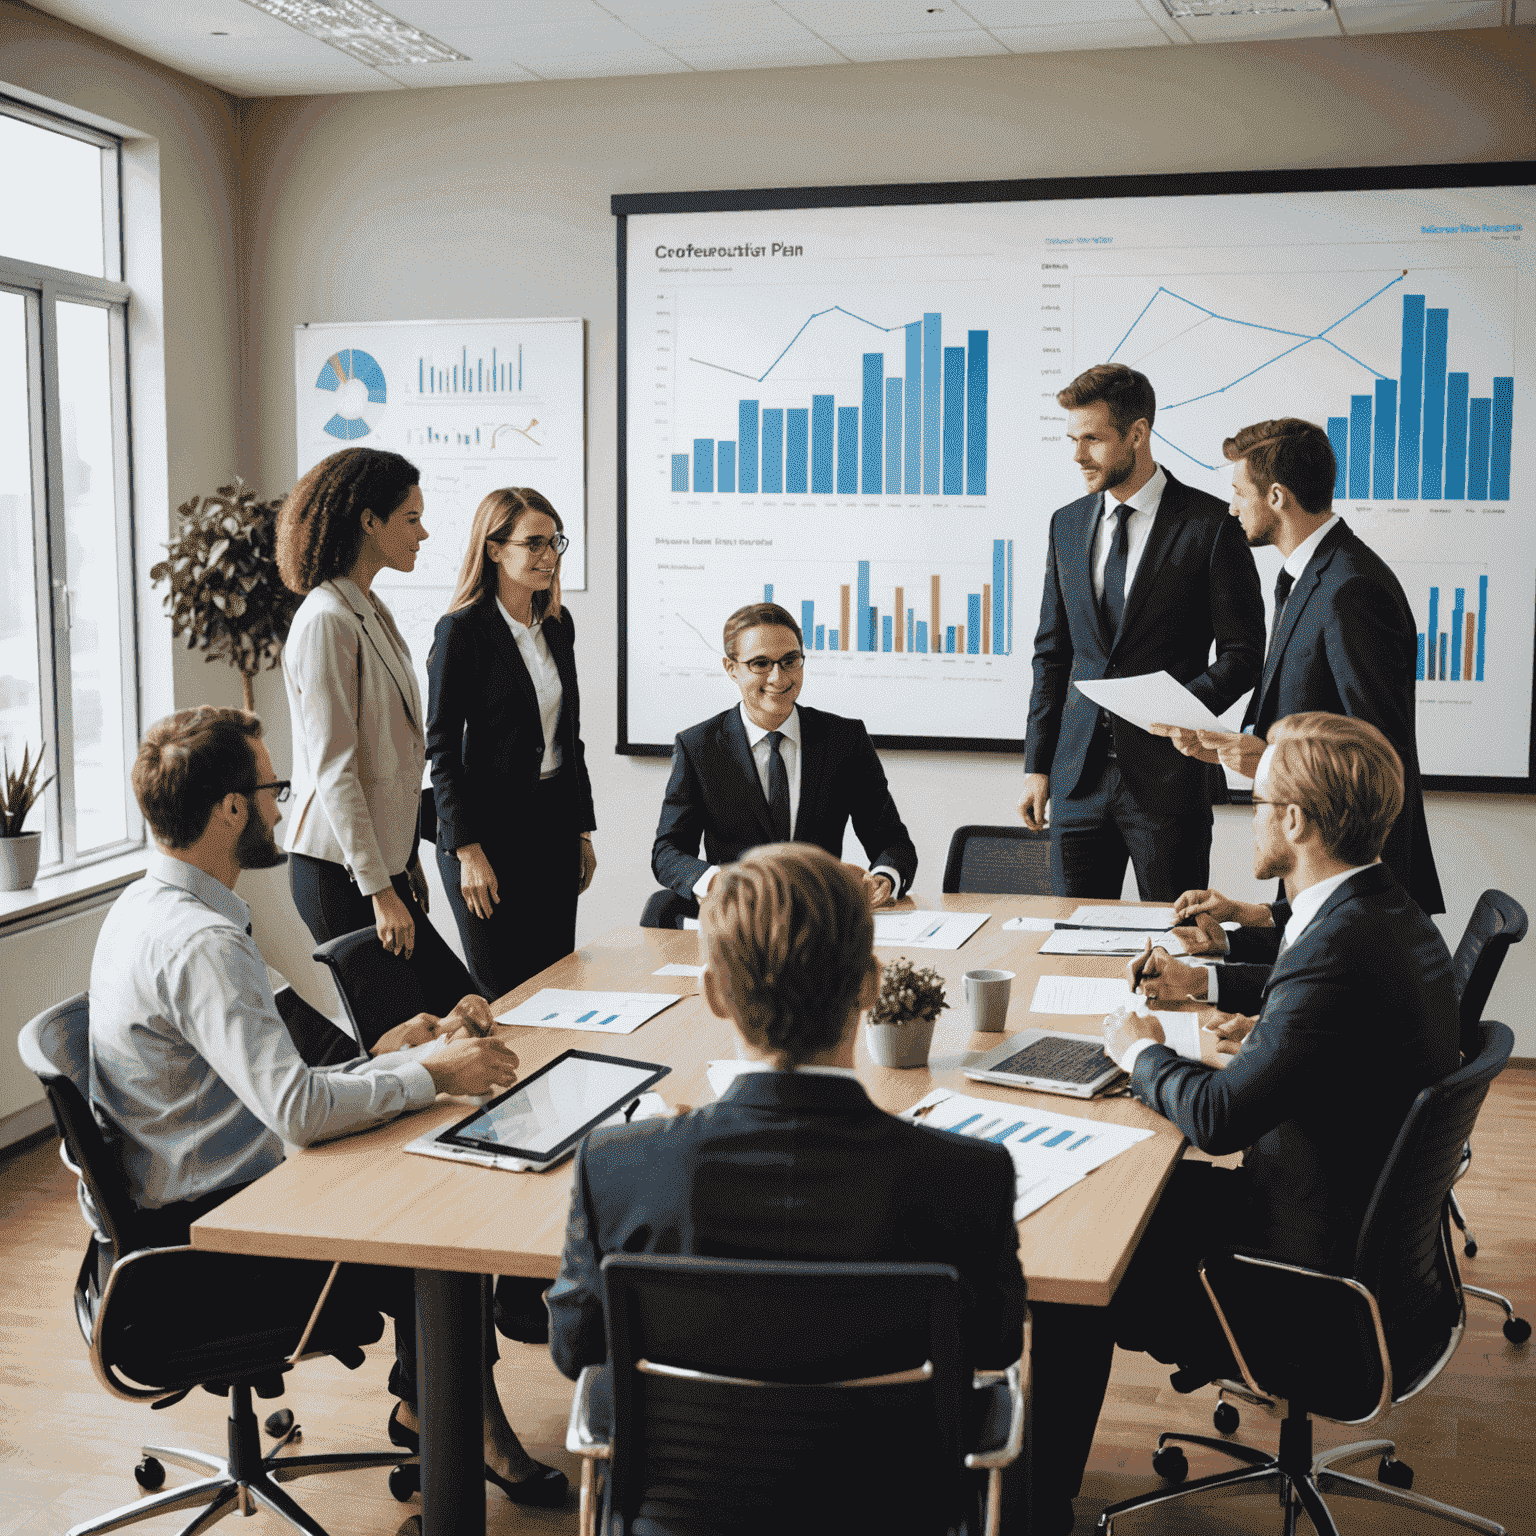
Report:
651,704,918,900
546,1071,1026,1380
425,599,596,853
1024,470,1264,813
1129,864,1458,1271
1243,520,1443,915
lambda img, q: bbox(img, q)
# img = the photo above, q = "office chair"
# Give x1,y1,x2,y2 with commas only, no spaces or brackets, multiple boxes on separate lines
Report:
17,994,414,1536
638,888,694,929
943,825,1053,896
312,923,478,1050
1097,1020,1515,1536
565,1255,1024,1536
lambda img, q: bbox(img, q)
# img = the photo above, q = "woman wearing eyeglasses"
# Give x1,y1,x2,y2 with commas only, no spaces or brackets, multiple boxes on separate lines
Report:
426,487,596,998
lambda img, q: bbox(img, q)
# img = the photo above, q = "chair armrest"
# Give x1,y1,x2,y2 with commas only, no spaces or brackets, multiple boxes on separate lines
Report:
965,1358,1024,1471
565,1365,613,1461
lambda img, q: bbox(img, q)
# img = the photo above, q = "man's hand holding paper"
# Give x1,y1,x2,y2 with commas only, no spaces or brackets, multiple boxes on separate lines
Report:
1071,670,1224,738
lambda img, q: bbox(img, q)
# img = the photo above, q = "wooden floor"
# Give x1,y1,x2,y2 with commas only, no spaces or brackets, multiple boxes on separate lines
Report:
2,1071,1531,1535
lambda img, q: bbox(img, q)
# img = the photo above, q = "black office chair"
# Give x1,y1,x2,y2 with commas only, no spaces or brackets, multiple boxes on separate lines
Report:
1096,1021,1515,1536
638,888,695,929
564,1255,1024,1536
943,825,1053,896
17,994,414,1536
312,924,478,1050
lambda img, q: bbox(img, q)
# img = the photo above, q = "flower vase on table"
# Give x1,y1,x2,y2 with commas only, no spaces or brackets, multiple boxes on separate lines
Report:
864,956,948,1069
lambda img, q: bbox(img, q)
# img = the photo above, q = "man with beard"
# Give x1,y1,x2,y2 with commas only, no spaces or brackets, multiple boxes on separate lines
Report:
1020,364,1264,900
86,707,566,1499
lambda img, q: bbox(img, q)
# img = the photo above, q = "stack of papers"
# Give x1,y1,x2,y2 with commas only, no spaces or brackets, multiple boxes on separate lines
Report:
495,989,681,1036
872,909,989,950
1038,929,1188,957
1001,915,1059,932
906,1087,1154,1219
1067,905,1179,930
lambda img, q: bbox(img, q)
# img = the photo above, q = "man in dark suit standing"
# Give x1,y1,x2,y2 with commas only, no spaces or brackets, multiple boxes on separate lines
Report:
1028,713,1459,1534
1156,416,1444,919
1020,364,1264,901
645,601,917,928
547,844,1026,1499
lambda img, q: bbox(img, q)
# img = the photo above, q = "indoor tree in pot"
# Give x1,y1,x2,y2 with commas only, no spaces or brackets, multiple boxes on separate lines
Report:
864,955,948,1069
151,479,301,712
0,743,55,892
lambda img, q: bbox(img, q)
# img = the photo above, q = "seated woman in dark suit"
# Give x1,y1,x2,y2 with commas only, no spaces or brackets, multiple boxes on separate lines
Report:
427,487,596,1000
644,601,917,928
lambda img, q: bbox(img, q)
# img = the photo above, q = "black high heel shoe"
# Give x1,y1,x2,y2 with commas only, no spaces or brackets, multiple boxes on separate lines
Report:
484,1461,569,1508
387,1403,419,1455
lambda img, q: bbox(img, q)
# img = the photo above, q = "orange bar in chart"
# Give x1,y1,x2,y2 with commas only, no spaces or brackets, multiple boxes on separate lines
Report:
956,625,965,654
894,586,904,652
931,574,941,653
840,585,851,651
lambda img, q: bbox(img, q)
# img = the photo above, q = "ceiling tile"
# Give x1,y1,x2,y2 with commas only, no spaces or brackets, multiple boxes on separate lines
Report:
957,0,1153,21
424,16,651,53
1169,11,1343,41
513,47,692,76
387,0,607,23
621,6,821,45
831,29,1011,59
663,38,854,69
777,0,980,34
990,18,1172,50
1335,0,1504,31
373,58,543,86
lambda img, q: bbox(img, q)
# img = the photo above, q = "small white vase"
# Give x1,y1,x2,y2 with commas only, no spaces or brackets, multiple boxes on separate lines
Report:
0,832,42,892
865,1013,939,1069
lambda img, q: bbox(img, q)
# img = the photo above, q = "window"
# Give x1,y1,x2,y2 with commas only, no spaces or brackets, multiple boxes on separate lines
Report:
0,100,138,870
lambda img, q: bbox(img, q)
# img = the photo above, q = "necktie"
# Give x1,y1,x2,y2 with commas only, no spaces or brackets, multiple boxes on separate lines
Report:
1101,503,1131,639
1268,568,1295,653
765,730,791,841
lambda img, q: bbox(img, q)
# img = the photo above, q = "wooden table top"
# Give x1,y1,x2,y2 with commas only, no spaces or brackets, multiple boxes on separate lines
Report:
193,893,1188,1307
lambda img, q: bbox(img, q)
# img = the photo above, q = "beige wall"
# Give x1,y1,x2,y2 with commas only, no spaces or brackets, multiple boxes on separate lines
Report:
238,29,1536,1046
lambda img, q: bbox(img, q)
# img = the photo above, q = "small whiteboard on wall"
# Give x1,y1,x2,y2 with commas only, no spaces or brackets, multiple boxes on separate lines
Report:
294,317,586,695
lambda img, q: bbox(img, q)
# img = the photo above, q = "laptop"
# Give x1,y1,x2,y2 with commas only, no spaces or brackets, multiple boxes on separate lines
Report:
963,1029,1124,1099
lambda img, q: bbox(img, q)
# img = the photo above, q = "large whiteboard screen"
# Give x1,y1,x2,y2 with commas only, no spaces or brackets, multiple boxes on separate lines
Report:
295,317,585,703
618,170,1534,785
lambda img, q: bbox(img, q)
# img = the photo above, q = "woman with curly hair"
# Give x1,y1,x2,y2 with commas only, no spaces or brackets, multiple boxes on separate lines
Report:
426,487,597,998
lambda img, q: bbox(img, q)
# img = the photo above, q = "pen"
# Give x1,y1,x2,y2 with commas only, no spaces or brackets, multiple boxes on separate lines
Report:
1128,938,1154,994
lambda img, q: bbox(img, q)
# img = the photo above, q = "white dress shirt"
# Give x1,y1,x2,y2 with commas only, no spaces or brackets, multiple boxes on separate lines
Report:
88,853,438,1210
1282,514,1339,586
496,597,564,778
1092,464,1168,606
734,1059,861,1082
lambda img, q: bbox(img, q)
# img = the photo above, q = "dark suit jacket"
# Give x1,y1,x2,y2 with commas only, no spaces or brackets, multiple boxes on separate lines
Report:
546,1071,1026,1380
1130,864,1458,1271
651,704,917,900
1243,520,1443,914
425,599,596,853
1024,470,1264,813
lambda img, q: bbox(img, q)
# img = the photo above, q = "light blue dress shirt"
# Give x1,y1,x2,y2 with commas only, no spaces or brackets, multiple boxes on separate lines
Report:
89,853,438,1209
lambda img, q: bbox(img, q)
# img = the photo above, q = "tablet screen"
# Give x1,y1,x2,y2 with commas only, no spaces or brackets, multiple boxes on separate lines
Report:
440,1050,670,1162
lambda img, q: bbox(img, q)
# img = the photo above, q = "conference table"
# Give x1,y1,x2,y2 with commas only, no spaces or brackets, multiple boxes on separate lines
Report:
193,891,1192,1535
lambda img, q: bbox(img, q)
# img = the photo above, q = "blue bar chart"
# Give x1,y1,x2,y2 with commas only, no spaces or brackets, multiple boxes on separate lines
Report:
1416,573,1489,683
412,342,524,394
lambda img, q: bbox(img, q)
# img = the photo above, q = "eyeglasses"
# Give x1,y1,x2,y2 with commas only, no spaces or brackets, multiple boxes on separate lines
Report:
241,780,291,803
733,651,805,676
504,534,568,557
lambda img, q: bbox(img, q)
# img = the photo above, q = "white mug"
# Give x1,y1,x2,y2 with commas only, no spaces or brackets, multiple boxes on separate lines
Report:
963,969,1015,1033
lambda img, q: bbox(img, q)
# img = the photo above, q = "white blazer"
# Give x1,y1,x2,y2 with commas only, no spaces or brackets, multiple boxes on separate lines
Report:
282,577,427,896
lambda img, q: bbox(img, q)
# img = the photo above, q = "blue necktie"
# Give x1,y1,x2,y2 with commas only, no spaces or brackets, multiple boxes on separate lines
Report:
765,730,791,841
1101,503,1131,640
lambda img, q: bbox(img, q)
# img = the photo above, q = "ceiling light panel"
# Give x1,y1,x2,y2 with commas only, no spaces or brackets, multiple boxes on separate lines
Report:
238,0,468,65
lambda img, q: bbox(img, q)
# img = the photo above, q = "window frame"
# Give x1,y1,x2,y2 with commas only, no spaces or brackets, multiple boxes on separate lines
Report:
1,95,141,874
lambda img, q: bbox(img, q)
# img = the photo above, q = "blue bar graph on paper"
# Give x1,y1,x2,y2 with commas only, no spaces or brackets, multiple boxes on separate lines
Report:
1439,634,1448,677
993,540,1007,656
967,593,981,655
740,401,759,494
1373,380,1397,499
868,607,879,651
577,1011,596,1022
905,322,922,493
1397,294,1425,498
763,585,772,602
802,601,814,645
946,626,956,654
815,624,825,650
1417,634,1425,682
811,395,834,494
857,561,871,654
1491,378,1513,501
949,1113,982,1134
882,615,893,652
906,610,914,651
1349,396,1373,499
1019,1126,1048,1143
1427,586,1440,681
1477,574,1487,680
942,347,965,496
1422,310,1448,499
1044,1129,1074,1148
1327,417,1349,500
922,313,941,494
671,455,689,492
916,620,928,653
1068,1134,1094,1150
762,409,784,494
829,629,839,649
718,441,735,494
837,407,859,495
693,440,714,495
991,1122,1026,1143
885,378,903,497
786,408,809,495
966,330,988,495
862,354,883,494
1467,397,1491,499
1444,374,1469,499
1452,587,1465,680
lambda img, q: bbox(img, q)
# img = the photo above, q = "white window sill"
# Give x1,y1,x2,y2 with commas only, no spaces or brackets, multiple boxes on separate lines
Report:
0,847,149,934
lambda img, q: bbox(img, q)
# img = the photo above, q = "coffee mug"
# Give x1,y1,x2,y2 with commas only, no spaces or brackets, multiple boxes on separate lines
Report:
963,969,1015,1033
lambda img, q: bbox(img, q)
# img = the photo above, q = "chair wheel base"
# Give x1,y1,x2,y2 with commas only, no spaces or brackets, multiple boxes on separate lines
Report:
1504,1316,1532,1344
389,1462,421,1501
1378,1454,1414,1489
133,1456,164,1491
264,1408,295,1438
1213,1402,1240,1435
1151,1446,1188,1482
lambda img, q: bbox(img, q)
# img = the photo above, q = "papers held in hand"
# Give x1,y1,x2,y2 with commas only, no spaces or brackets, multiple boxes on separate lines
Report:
1071,670,1223,737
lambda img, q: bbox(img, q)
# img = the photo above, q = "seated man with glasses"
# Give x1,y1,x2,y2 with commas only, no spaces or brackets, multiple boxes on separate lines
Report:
644,601,917,928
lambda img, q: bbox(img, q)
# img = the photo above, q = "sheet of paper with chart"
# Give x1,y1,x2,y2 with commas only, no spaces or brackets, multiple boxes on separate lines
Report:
294,317,586,709
872,909,989,950
906,1088,1155,1219
495,989,681,1035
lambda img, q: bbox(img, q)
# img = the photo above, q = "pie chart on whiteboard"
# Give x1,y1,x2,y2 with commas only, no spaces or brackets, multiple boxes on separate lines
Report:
316,348,387,440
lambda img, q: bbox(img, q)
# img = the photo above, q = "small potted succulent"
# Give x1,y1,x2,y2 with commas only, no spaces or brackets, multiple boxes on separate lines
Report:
864,956,948,1069
0,742,54,892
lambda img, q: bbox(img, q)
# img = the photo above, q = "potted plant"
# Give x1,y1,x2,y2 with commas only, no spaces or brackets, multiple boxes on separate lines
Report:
864,956,948,1069
0,742,55,892
151,479,302,712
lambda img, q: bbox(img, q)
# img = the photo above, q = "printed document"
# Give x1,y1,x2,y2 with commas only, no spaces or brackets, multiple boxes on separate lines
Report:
872,909,989,950
1072,670,1223,736
496,989,681,1035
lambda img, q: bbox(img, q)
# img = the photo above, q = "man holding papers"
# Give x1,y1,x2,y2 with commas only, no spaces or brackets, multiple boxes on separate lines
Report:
1020,364,1264,902
1030,713,1457,1534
